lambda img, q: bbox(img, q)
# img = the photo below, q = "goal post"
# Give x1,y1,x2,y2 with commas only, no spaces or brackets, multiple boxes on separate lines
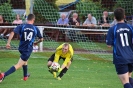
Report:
0,25,112,61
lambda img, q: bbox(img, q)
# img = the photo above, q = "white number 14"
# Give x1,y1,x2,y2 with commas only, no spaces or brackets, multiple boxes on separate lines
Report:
24,32,33,41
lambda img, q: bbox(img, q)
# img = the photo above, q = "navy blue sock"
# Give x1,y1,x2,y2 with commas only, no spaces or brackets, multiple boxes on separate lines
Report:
129,77,133,87
4,66,16,77
124,83,133,88
22,65,27,77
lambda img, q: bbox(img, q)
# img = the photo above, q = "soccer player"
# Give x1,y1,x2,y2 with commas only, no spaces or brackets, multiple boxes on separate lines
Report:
0,14,43,83
106,8,133,88
47,43,74,80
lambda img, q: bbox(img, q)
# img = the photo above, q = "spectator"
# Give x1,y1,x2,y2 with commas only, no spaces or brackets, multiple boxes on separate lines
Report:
57,13,69,25
12,14,23,39
57,13,69,41
0,15,10,37
12,14,23,24
110,16,127,27
99,11,110,27
110,17,117,27
69,13,80,26
83,14,97,27
50,13,69,41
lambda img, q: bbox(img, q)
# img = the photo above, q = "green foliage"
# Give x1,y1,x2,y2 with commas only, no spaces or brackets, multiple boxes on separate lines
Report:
113,0,133,16
45,0,57,3
0,2,15,23
76,0,104,22
34,0,59,24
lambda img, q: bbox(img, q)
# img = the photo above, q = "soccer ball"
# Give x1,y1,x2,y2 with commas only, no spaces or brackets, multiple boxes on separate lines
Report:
51,62,60,72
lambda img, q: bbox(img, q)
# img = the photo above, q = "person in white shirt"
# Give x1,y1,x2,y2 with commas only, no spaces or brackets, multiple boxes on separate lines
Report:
12,14,23,24
83,14,97,27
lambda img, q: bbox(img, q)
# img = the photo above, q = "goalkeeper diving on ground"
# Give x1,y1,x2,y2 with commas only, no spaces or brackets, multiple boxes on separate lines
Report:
47,43,74,80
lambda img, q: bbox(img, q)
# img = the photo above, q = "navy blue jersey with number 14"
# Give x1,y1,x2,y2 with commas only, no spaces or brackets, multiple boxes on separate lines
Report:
106,23,133,64
14,24,43,51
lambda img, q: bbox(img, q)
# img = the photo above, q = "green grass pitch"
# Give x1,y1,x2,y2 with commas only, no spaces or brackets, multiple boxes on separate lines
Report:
0,51,122,88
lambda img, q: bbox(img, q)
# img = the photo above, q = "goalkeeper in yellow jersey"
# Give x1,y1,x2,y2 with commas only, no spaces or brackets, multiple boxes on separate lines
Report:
47,43,74,80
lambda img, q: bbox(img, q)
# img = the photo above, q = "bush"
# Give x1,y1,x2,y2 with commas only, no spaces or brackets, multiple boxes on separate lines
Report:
113,0,133,16
76,0,105,22
0,2,15,23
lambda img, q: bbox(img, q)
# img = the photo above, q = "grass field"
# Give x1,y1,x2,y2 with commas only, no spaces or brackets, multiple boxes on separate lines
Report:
0,51,122,88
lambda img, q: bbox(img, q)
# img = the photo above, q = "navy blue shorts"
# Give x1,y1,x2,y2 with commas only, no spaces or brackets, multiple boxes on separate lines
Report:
19,50,32,61
115,63,133,74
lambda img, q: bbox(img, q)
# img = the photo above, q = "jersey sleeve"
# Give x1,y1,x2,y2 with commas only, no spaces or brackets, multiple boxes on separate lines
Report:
35,26,43,39
106,27,114,46
63,56,71,66
53,51,60,63
13,25,22,35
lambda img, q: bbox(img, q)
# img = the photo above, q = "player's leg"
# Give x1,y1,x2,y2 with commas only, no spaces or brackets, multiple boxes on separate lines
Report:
0,58,26,83
5,58,26,76
129,72,133,87
47,54,56,78
47,54,55,68
23,61,30,81
115,64,133,88
128,63,133,87
118,72,133,88
57,60,72,80
21,50,32,81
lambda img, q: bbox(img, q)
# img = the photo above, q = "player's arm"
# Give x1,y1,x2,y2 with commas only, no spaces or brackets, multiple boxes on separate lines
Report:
34,38,43,45
53,51,60,63
6,31,15,49
61,56,71,69
106,27,114,48
57,57,70,72
34,27,43,45
6,25,21,49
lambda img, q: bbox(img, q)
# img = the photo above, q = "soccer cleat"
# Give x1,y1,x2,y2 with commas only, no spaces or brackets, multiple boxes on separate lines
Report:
57,76,61,80
23,74,30,81
0,73,5,83
53,72,56,78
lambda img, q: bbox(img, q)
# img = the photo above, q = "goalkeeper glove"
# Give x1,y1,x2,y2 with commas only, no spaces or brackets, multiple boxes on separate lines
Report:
49,66,52,70
58,68,62,73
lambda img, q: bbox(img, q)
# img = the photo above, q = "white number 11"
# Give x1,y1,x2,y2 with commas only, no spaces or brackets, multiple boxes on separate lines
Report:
120,33,129,47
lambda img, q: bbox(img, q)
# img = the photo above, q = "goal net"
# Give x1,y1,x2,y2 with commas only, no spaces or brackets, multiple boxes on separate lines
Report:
0,0,133,61
0,25,112,61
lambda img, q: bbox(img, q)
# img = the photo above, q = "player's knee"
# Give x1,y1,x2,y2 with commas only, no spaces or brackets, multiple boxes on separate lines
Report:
66,64,71,69
47,61,52,67
14,64,22,70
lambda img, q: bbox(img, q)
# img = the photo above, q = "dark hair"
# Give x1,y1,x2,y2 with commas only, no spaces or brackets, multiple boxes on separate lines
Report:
114,8,125,21
27,14,35,21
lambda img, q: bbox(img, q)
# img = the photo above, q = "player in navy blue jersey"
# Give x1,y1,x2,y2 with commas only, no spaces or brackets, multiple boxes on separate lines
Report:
106,8,133,88
0,14,43,83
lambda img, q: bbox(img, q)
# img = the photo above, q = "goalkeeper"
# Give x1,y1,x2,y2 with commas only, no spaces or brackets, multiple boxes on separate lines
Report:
47,43,74,80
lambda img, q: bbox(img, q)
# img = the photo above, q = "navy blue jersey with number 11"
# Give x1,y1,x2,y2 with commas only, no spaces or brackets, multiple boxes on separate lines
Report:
14,24,43,52
106,23,133,64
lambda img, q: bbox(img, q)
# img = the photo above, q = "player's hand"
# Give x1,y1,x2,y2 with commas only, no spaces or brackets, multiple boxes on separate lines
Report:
6,43,11,49
58,68,62,73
